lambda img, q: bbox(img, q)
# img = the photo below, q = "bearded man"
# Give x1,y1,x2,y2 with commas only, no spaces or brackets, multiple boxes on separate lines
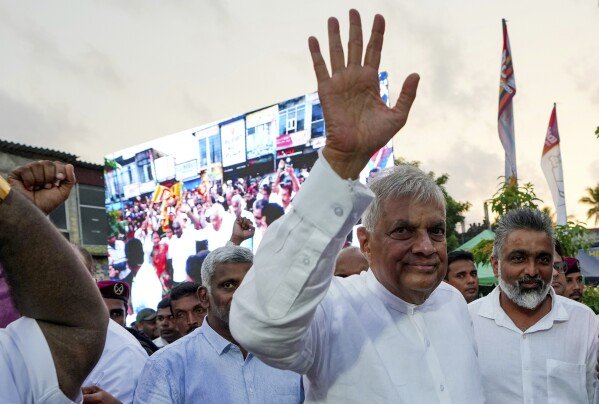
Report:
468,208,598,403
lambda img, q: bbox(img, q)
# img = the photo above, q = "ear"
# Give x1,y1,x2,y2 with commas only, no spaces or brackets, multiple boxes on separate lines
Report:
491,256,500,278
357,227,372,264
198,286,210,310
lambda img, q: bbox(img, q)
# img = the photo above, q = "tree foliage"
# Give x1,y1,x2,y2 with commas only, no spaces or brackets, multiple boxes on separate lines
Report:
582,286,599,314
554,221,591,257
471,239,494,265
487,177,542,220
579,184,599,226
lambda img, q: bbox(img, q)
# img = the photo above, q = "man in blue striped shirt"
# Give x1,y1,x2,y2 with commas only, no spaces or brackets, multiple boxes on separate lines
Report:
134,245,303,403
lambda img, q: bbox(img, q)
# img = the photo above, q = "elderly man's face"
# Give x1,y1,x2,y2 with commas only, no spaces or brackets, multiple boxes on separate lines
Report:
358,196,447,304
200,261,252,330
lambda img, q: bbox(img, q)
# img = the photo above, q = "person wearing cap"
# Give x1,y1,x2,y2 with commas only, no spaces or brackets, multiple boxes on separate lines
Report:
97,280,159,356
87,281,149,403
564,256,585,302
469,208,598,403
98,280,130,327
136,308,159,340
0,160,108,403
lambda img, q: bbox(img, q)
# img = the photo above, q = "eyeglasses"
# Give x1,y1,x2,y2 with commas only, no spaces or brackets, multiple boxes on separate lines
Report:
109,308,125,319
553,262,567,273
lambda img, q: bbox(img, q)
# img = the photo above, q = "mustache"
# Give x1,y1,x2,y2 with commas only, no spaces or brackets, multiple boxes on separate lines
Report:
516,275,544,289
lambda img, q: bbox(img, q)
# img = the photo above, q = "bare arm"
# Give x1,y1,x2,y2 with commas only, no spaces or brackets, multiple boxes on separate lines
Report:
1,162,108,399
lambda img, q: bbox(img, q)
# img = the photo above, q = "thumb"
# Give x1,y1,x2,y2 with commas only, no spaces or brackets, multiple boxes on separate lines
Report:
82,385,100,395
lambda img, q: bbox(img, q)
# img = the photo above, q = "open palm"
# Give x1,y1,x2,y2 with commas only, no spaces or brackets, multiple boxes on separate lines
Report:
309,10,419,178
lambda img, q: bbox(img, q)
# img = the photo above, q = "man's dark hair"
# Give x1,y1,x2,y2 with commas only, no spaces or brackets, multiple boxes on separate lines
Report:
157,296,171,310
263,203,285,226
186,251,210,283
448,250,474,266
261,184,271,195
125,238,144,266
170,282,200,302
446,250,474,279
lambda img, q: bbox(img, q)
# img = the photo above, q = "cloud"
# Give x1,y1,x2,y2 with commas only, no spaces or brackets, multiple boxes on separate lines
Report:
0,90,94,159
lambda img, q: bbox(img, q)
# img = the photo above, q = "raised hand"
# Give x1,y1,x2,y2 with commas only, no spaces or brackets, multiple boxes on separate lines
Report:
7,160,75,215
230,217,255,246
309,9,420,179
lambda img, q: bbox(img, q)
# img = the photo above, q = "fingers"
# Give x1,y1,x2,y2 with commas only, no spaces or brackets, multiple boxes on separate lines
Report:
392,73,420,126
328,17,345,74
363,14,385,70
308,37,330,83
9,161,62,191
347,9,363,66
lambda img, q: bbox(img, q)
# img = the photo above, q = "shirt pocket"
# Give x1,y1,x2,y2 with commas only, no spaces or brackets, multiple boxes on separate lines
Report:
546,359,587,404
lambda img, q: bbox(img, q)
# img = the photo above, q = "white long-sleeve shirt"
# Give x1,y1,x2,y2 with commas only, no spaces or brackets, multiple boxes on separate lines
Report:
230,155,485,403
469,287,598,404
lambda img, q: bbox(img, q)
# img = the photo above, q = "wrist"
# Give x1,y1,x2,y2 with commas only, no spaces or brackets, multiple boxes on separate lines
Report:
0,176,11,202
322,147,370,180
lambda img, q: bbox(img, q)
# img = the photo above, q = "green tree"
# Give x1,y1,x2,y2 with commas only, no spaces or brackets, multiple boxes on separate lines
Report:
435,174,472,251
554,221,590,257
487,177,542,221
579,184,599,226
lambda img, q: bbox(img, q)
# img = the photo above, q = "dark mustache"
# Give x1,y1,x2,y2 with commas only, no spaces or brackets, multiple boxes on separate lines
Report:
516,275,543,288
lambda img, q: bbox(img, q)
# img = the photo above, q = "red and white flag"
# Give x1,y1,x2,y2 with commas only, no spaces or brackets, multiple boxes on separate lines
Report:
498,19,517,182
541,104,567,225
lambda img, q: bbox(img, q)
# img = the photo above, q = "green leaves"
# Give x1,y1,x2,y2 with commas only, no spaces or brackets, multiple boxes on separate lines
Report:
554,221,590,257
488,177,542,219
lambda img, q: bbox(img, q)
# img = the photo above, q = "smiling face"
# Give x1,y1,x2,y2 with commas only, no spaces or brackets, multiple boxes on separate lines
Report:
493,229,553,310
358,196,447,304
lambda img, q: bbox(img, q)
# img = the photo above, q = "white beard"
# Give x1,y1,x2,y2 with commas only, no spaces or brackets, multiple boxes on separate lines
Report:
498,268,551,310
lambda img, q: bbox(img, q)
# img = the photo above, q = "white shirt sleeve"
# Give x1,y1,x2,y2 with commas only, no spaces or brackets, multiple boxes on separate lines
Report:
230,154,373,373
0,317,80,403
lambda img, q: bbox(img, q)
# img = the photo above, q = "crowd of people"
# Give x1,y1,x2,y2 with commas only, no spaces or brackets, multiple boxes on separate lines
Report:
107,158,312,320
1,8,597,404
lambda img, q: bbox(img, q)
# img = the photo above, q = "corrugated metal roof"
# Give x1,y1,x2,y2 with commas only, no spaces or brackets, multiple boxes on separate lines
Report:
0,139,102,169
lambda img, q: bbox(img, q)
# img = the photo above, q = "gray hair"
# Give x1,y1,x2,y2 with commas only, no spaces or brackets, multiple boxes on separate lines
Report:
201,245,253,292
493,208,554,258
362,164,446,231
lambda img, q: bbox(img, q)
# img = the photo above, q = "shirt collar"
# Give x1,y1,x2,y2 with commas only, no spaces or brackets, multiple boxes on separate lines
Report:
200,318,235,356
477,286,569,333
365,270,434,314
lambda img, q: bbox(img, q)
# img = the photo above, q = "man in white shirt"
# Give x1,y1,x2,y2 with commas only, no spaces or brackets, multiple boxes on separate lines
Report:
468,208,598,403
0,160,108,403
230,10,485,402
167,221,197,283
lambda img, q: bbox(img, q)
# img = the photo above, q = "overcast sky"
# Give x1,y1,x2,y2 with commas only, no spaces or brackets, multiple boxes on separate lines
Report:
1,0,597,227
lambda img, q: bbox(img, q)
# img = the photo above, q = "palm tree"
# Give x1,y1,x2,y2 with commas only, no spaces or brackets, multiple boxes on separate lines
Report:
579,184,599,226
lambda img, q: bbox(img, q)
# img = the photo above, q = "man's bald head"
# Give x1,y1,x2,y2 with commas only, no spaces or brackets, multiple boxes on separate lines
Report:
335,246,369,278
